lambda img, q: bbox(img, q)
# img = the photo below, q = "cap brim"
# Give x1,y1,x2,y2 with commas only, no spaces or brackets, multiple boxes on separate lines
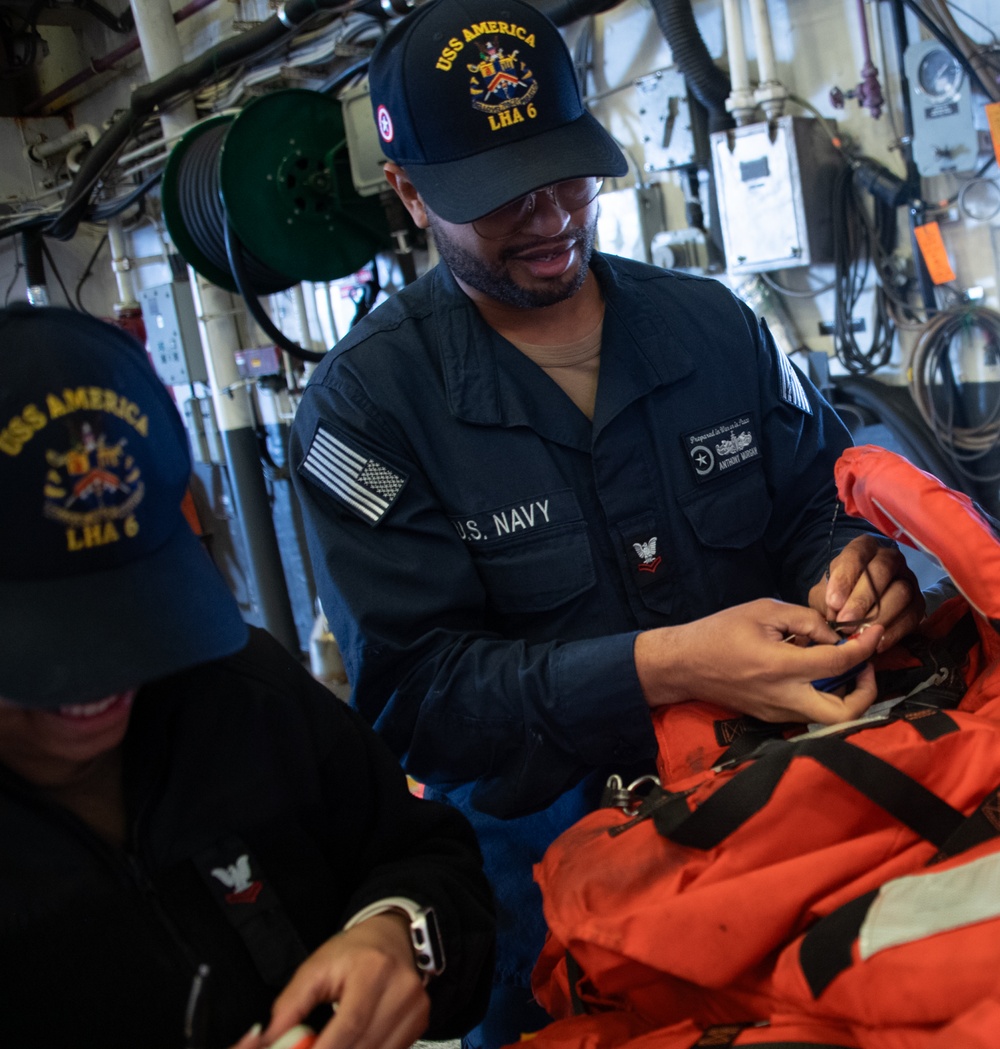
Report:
408,111,628,224
0,526,250,708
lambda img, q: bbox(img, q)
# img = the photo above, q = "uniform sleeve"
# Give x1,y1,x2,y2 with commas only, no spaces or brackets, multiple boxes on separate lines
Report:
290,377,656,820
246,628,497,1040
749,309,890,601
320,693,496,1039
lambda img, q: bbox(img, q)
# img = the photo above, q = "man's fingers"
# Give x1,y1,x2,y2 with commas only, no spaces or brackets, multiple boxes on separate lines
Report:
808,663,879,725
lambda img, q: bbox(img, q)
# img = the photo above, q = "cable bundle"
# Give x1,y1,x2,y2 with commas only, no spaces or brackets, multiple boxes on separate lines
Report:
908,304,1000,483
830,161,898,375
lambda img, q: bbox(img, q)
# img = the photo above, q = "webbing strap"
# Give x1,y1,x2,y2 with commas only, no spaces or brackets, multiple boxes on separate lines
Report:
686,1024,857,1048
798,891,877,999
565,950,587,1016
651,714,965,850
798,784,1000,997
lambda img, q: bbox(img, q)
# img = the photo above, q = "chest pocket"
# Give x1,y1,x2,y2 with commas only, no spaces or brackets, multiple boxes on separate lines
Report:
678,467,772,548
471,524,596,614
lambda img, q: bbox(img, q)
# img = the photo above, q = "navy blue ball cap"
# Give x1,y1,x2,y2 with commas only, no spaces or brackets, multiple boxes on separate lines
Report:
368,0,627,224
0,303,249,708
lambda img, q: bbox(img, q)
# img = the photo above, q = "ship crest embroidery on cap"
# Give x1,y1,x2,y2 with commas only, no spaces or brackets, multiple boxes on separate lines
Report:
433,20,539,129
467,39,537,126
42,405,147,553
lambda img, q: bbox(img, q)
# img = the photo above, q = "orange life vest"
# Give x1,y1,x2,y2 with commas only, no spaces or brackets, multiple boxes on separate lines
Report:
525,446,1000,1049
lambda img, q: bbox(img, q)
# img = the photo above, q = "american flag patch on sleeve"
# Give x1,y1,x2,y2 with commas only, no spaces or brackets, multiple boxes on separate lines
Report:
300,424,407,525
776,347,812,415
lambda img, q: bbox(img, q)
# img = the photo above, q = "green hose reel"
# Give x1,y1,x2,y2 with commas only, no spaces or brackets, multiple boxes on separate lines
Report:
161,88,388,294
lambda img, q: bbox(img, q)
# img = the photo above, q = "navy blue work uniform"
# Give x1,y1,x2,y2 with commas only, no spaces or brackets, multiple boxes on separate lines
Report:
290,253,884,1048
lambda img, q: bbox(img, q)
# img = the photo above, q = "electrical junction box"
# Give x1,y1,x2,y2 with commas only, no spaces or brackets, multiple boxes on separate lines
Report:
340,80,390,197
138,280,208,387
904,38,980,177
711,115,842,274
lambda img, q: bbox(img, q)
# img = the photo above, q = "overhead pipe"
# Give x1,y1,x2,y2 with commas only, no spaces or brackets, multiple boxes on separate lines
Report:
747,0,787,120
852,0,884,118
22,0,220,118
128,0,302,656
721,0,756,125
26,124,100,163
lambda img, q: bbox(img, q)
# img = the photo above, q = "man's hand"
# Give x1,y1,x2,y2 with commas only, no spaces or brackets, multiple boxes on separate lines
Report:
635,598,884,725
809,534,925,651
259,913,430,1049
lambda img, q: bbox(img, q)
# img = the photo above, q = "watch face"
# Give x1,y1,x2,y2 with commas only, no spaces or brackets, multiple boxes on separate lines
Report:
917,48,964,101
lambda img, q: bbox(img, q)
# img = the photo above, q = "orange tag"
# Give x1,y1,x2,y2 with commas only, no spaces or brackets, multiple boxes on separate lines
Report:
913,222,956,285
987,102,1000,169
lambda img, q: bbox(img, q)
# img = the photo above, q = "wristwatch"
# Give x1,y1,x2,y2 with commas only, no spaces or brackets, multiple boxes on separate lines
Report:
344,896,446,983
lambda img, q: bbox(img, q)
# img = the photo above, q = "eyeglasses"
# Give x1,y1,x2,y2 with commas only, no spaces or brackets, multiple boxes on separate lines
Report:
471,177,605,240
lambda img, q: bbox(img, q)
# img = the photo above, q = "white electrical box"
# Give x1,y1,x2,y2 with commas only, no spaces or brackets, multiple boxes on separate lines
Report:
711,116,842,274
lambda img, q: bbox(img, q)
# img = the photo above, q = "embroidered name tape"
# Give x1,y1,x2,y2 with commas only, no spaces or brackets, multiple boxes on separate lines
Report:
300,424,407,525
684,413,761,483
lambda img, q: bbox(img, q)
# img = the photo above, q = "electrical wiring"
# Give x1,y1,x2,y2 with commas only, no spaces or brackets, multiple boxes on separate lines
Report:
0,0,368,245
902,0,996,100
760,270,836,299
920,0,1000,103
195,12,384,113
74,232,109,312
908,304,1000,482
829,160,898,375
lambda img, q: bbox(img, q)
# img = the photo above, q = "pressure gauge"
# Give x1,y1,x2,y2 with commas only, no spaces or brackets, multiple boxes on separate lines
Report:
904,38,980,177
917,48,964,103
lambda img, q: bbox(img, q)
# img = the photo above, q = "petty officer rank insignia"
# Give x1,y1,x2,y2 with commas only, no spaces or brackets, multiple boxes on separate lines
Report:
683,413,761,484
300,423,407,526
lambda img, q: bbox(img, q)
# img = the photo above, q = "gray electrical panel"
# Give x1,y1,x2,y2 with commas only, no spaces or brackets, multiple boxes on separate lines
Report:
139,280,208,387
904,37,980,177
711,116,842,274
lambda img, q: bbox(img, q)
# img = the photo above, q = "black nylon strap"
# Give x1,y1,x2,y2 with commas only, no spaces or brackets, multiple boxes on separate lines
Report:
655,721,965,850
797,784,1000,997
798,889,878,999
688,1025,857,1048
565,950,587,1016
898,707,961,740
931,784,1000,862
688,1024,747,1047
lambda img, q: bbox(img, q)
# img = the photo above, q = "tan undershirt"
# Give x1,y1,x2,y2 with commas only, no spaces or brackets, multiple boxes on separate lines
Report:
508,318,604,420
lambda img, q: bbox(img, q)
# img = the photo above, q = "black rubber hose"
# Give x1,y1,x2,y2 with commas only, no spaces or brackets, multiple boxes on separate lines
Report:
646,0,733,133
832,375,971,496
224,219,327,364
42,0,353,242
176,122,293,296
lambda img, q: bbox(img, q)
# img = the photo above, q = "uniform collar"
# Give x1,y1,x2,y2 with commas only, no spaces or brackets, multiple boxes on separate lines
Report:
433,254,695,444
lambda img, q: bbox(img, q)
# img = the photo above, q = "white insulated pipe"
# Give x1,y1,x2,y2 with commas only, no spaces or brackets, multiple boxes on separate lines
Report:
722,0,757,125
747,0,788,120
128,0,198,139
106,216,140,309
